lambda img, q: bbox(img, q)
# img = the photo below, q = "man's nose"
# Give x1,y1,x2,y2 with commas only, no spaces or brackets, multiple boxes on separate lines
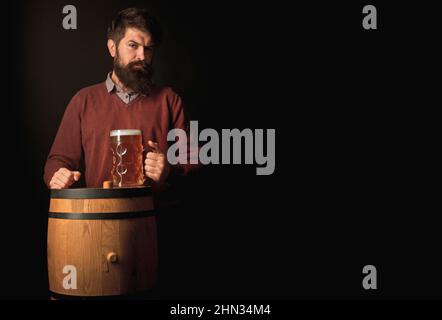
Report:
136,47,145,61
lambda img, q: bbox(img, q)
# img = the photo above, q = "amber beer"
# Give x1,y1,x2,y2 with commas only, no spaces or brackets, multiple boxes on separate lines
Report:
110,129,144,187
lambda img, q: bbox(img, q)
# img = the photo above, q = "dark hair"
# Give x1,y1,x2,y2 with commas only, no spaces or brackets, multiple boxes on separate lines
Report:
107,8,162,46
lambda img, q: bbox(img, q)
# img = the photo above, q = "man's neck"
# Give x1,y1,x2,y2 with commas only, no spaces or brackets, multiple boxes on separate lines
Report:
111,71,131,93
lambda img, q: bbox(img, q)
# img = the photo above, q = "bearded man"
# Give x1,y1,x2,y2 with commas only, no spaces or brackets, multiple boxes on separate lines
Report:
44,8,192,198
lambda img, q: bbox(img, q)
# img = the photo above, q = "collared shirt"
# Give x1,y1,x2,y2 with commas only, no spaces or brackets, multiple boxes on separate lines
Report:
105,72,140,104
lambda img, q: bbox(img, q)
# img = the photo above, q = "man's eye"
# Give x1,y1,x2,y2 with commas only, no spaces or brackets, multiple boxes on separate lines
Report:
129,43,137,49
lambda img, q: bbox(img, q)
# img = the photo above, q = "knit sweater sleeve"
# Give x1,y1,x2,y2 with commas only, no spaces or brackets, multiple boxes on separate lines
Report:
167,89,200,177
43,92,84,187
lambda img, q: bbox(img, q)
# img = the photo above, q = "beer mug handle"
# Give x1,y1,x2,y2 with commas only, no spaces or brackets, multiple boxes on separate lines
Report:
143,145,159,154
141,145,150,186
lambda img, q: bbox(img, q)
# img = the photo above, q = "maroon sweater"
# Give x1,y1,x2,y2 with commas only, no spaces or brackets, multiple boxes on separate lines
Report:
44,82,192,189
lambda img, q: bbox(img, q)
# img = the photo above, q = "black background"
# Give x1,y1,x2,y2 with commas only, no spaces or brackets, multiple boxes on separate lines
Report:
1,0,440,300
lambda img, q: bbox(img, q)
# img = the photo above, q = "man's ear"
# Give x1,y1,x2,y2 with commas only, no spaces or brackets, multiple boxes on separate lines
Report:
107,39,116,58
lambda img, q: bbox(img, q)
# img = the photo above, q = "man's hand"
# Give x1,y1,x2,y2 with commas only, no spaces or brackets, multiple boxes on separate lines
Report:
49,168,81,189
144,140,170,182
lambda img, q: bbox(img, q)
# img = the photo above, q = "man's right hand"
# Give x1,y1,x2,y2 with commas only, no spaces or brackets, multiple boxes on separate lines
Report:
49,168,81,189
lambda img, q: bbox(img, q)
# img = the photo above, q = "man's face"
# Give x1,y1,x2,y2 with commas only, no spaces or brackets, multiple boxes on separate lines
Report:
115,27,154,66
108,27,154,94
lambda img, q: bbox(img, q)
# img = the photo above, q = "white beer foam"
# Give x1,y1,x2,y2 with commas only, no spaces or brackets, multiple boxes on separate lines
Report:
110,129,142,137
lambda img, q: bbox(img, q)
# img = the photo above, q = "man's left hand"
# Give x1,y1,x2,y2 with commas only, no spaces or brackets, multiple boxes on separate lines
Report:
144,140,170,182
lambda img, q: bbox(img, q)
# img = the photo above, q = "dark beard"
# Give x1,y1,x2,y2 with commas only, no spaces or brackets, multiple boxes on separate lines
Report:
113,54,154,95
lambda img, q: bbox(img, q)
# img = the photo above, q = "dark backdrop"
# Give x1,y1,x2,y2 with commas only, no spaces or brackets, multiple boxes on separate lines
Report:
2,0,440,299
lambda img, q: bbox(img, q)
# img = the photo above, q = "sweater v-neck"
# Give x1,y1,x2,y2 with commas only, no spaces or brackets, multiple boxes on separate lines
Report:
111,91,145,108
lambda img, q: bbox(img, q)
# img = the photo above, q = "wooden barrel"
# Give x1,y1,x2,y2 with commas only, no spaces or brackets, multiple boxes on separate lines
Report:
47,187,157,298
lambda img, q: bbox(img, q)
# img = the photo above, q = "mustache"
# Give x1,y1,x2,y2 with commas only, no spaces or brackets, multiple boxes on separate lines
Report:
127,60,151,71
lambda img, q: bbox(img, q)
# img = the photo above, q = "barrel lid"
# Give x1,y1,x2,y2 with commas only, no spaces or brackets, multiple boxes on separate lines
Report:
51,186,151,199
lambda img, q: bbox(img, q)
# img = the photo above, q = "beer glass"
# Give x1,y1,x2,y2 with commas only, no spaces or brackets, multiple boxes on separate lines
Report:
110,129,144,187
